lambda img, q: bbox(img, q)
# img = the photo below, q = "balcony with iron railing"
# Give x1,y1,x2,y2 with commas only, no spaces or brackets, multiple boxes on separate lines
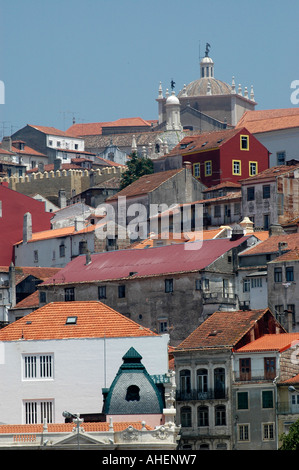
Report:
176,388,228,402
276,402,299,415
233,369,277,383
202,292,237,305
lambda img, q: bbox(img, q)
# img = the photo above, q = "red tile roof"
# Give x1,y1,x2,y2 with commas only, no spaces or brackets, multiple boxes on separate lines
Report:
269,246,299,263
11,143,46,157
106,169,183,200
240,164,299,183
29,125,80,138
42,236,251,286
67,118,157,137
235,333,299,353
12,290,40,309
240,233,299,257
15,224,95,244
202,181,241,192
0,301,157,341
164,128,244,157
0,421,152,434
175,309,282,351
236,108,299,134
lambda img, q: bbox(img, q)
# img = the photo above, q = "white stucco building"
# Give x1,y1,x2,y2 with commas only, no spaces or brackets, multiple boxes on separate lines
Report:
0,301,170,425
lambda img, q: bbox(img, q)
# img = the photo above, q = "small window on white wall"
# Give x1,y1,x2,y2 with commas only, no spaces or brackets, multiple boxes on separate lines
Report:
23,354,53,379
24,400,54,424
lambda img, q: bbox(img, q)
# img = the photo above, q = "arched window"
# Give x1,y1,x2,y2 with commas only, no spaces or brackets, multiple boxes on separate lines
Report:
180,369,191,395
125,385,140,402
215,405,226,426
180,406,192,427
197,369,208,395
197,406,209,427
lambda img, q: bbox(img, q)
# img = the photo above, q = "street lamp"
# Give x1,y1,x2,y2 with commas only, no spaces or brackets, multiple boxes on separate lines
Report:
62,411,83,450
288,386,299,393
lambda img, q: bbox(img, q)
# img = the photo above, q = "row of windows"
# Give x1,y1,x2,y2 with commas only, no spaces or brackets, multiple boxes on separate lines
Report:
243,277,263,292
180,405,226,427
274,266,294,282
237,423,275,442
193,159,257,179
247,184,271,201
41,278,211,304
179,368,225,395
237,390,274,410
232,160,258,176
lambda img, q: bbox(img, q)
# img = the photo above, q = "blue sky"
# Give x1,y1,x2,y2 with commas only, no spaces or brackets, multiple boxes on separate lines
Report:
0,0,299,136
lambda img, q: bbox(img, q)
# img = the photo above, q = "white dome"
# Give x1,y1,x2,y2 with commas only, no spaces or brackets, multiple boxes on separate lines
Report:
200,56,214,65
166,91,180,105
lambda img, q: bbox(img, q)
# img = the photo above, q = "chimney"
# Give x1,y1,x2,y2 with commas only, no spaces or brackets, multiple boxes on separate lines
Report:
23,212,32,243
278,241,288,255
74,218,85,232
9,262,16,308
58,189,67,209
1,136,12,152
183,161,192,172
85,250,91,265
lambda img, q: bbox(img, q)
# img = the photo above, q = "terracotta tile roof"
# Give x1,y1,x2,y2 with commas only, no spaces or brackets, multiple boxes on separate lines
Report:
279,373,299,385
165,128,243,157
29,124,79,138
106,169,183,200
0,421,152,434
11,143,46,157
15,224,95,244
236,108,299,134
0,148,14,155
95,156,126,167
41,236,251,285
67,118,156,137
175,309,273,351
253,231,269,242
235,333,299,353
269,246,299,263
0,301,157,341
12,290,40,309
196,191,241,204
240,164,299,183
0,266,60,281
202,181,241,192
239,233,299,257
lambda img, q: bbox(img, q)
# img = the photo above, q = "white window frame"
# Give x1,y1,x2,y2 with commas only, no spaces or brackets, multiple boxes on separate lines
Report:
23,354,54,380
237,423,250,442
24,400,54,424
262,422,275,441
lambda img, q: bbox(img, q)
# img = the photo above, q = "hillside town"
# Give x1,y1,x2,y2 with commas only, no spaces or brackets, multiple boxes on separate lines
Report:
1,47,299,451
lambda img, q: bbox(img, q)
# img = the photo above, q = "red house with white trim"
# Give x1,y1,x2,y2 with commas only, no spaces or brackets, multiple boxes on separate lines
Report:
155,127,270,188
0,183,52,265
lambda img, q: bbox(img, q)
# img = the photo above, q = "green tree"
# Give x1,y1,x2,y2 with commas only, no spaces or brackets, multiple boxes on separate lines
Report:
280,418,299,450
120,152,154,189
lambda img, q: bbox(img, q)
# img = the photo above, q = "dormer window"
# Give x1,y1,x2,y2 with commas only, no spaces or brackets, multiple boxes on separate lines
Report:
65,316,77,325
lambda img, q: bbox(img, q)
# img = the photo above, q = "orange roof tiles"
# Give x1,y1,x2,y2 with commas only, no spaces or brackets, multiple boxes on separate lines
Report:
175,309,274,351
240,164,299,183
0,421,152,434
12,291,40,309
67,118,156,137
235,333,299,353
0,301,157,341
236,108,299,134
30,124,79,138
15,224,96,244
240,233,299,257
165,128,243,157
269,246,299,263
106,169,183,200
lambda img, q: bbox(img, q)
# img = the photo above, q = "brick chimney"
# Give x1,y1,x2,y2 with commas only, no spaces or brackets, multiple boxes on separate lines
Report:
1,136,12,152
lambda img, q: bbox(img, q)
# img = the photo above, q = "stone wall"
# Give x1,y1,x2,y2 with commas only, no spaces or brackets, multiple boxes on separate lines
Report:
0,167,126,205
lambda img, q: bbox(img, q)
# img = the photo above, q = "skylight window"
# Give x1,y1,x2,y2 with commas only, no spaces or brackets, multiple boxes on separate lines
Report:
65,316,77,325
